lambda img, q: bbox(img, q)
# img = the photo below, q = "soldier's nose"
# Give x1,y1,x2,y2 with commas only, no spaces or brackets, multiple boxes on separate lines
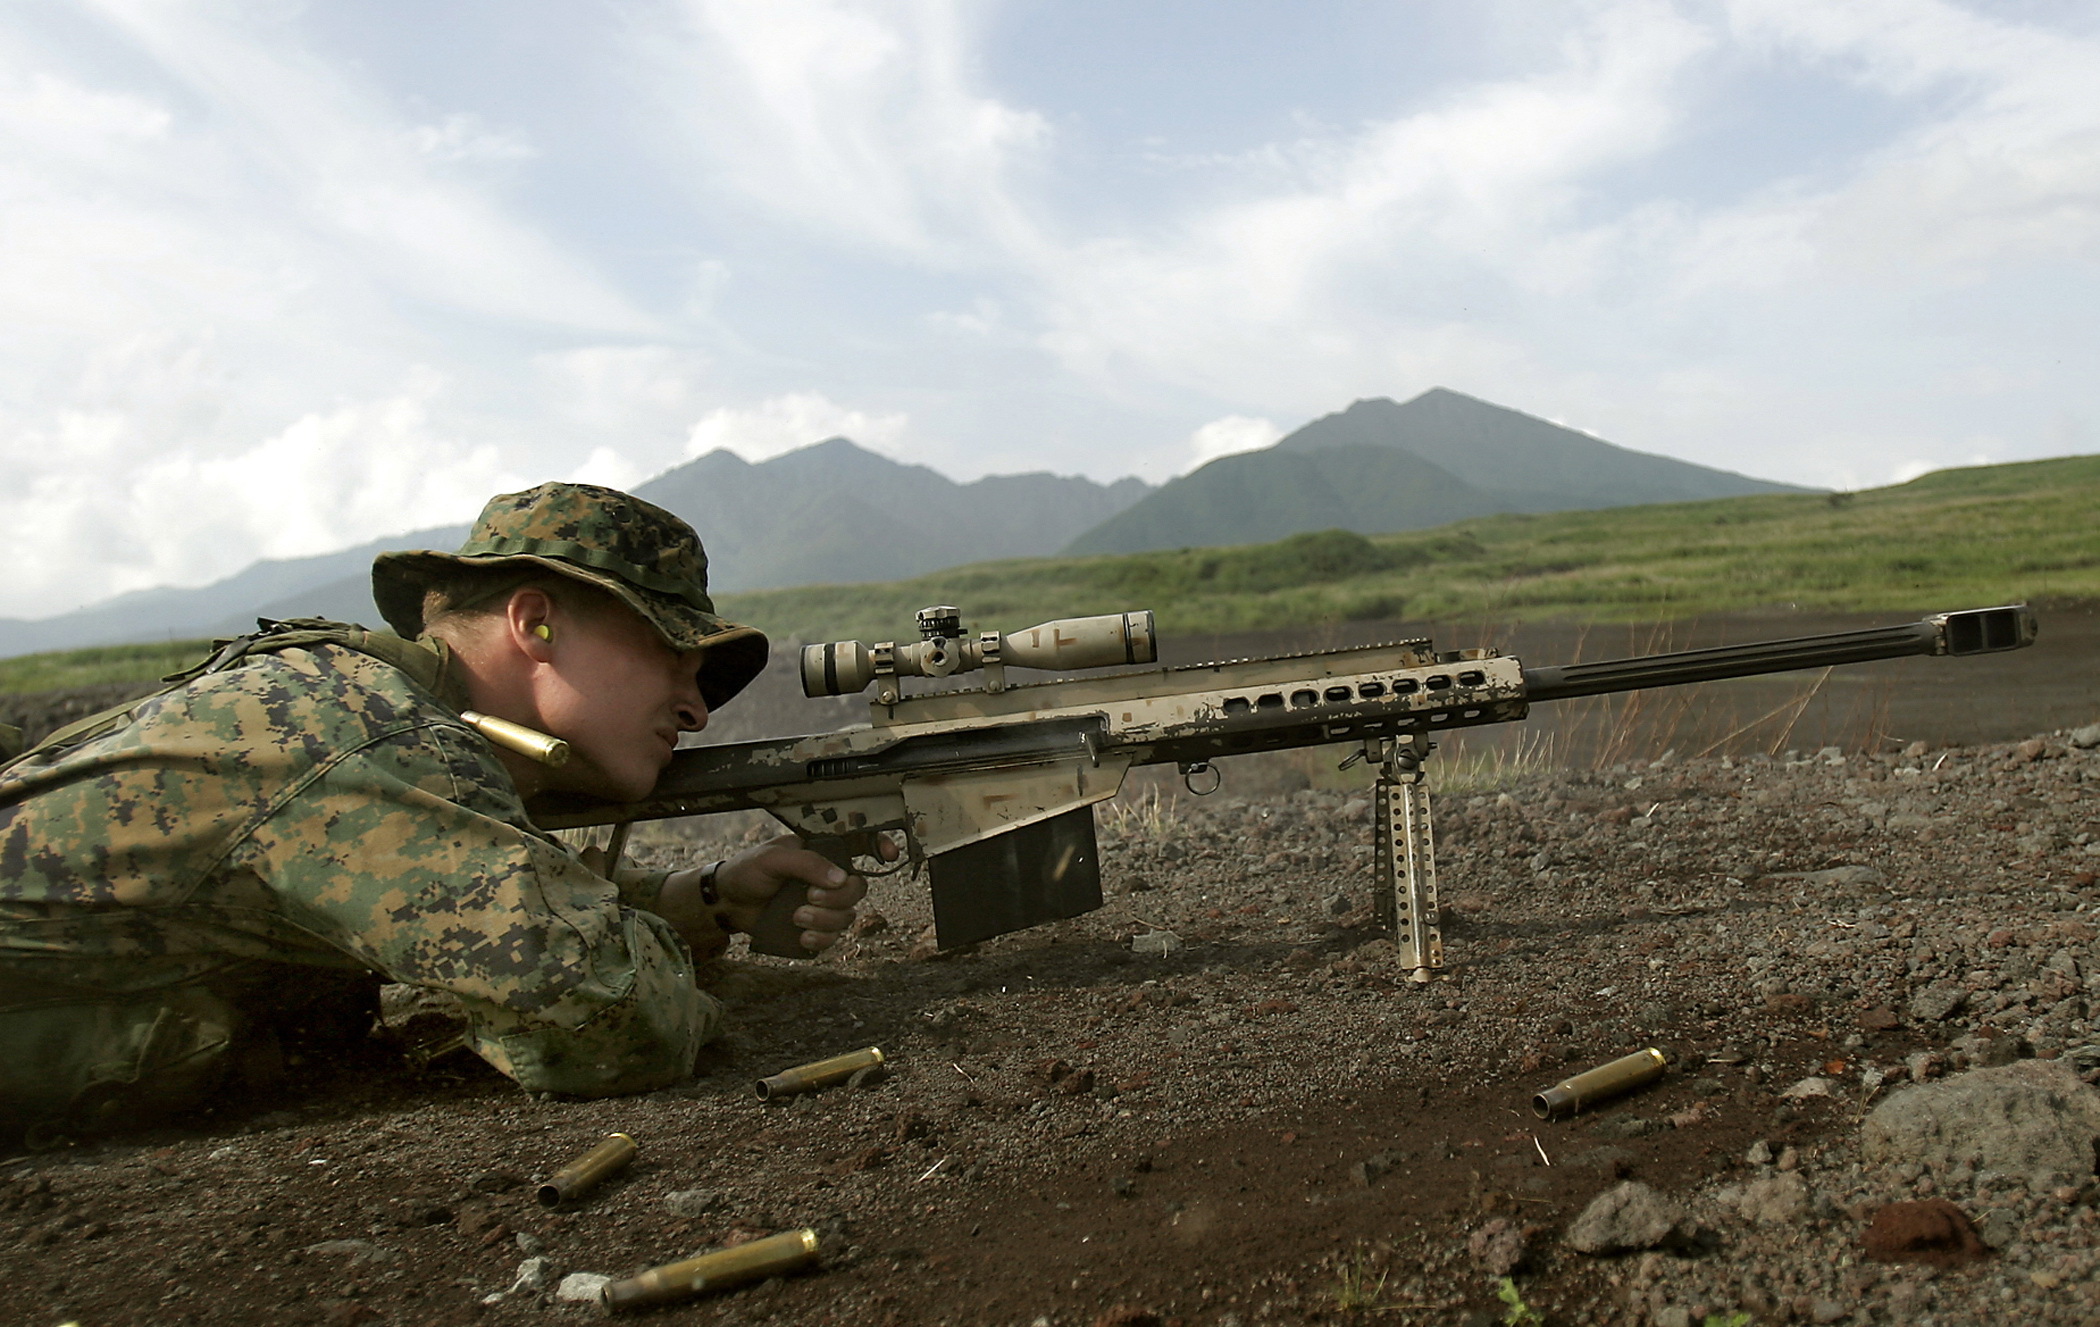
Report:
675,696,708,732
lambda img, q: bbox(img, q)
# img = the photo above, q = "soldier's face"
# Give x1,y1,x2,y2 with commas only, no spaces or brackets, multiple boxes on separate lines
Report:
533,601,709,801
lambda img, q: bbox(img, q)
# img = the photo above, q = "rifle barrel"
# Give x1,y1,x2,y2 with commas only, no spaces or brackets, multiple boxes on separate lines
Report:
1520,604,2035,704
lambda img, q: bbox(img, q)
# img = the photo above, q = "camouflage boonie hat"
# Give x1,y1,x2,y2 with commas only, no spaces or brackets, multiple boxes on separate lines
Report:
372,483,768,709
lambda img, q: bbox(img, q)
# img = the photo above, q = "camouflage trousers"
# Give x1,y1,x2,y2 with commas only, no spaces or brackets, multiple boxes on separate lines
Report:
0,962,379,1146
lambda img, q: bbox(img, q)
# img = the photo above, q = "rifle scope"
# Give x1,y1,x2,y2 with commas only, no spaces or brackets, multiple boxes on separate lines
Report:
802,608,1158,698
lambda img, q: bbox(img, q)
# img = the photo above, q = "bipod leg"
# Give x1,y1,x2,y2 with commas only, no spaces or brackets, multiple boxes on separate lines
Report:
1371,735,1441,983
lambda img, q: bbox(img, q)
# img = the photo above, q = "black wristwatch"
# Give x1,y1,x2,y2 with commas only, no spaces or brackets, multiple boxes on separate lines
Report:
697,860,724,906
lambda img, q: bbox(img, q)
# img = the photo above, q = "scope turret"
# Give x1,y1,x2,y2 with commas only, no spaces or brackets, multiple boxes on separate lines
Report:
801,609,1158,699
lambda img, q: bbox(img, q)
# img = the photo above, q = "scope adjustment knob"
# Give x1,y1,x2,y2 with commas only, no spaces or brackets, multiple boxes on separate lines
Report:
916,605,962,640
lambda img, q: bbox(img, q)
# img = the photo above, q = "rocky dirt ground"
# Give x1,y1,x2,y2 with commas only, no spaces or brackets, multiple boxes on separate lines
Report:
6,722,2100,1327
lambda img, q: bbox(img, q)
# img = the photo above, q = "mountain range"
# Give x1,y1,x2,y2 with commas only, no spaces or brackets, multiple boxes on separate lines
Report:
0,389,1806,658
1064,389,1806,555
0,446,1150,656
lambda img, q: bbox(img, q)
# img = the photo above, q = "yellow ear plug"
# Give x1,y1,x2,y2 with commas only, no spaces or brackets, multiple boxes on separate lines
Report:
533,624,553,641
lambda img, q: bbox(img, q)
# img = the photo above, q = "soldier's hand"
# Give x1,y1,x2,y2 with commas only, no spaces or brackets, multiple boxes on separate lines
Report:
715,834,887,953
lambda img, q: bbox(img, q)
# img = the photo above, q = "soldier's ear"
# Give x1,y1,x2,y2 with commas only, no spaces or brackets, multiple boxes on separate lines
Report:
507,588,559,662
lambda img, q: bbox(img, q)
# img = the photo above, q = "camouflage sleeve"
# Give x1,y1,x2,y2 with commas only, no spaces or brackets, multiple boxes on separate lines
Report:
237,723,722,1097
612,867,673,914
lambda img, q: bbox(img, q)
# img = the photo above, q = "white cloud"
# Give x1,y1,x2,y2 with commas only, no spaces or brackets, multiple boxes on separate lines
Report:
1027,1,1715,412
0,370,514,616
1724,0,2100,278
406,112,536,164
684,392,909,463
1183,415,1282,472
69,0,653,331
637,0,1051,262
0,6,675,617
5,0,2099,621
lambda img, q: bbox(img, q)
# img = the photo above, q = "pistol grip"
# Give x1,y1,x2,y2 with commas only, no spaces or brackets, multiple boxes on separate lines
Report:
744,836,852,959
745,880,812,958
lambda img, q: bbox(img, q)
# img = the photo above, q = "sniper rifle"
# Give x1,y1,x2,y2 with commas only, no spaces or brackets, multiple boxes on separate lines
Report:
531,603,2037,977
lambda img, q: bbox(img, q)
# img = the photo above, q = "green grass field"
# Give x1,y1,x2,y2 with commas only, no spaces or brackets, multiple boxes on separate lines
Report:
5,452,2095,694
0,638,215,696
717,453,2100,644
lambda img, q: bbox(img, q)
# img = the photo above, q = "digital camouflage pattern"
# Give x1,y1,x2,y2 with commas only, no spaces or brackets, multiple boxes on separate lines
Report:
371,482,768,710
0,626,726,1131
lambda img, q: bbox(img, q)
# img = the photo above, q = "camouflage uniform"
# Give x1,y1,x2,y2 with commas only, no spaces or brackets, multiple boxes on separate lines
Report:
0,484,767,1138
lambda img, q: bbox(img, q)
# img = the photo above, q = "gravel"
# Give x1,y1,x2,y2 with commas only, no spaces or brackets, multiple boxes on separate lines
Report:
2,725,2097,1324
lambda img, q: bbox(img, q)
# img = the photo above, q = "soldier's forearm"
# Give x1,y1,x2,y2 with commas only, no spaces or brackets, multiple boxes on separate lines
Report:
653,866,735,961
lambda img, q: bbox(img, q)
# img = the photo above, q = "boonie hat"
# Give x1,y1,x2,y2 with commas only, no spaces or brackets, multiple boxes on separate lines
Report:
372,483,768,709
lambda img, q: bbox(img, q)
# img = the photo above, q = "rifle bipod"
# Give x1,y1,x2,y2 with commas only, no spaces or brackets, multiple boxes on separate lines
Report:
1343,733,1441,982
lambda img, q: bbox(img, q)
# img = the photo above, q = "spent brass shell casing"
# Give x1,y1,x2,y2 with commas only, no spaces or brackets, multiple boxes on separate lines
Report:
1533,1047,1669,1120
537,1133,638,1207
604,1228,821,1312
754,1047,884,1100
459,710,571,767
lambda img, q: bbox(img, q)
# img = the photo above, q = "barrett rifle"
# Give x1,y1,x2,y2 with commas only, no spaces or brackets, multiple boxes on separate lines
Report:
531,603,2037,975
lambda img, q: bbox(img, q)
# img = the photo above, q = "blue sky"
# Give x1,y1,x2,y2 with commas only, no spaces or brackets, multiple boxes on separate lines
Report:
2,0,2096,618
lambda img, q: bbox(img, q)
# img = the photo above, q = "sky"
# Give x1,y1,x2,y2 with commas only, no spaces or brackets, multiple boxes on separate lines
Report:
2,0,2097,620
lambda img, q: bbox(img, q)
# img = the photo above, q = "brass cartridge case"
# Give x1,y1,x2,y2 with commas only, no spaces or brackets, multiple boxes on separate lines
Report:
460,710,571,767
1533,1047,1668,1120
537,1133,637,1207
754,1047,884,1100
603,1228,821,1311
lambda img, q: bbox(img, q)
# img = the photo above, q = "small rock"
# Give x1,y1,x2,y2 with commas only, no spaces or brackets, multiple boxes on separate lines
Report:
848,1063,891,1091
1588,1116,1657,1140
1859,1007,1901,1031
2066,723,2100,750
1565,1181,1681,1254
302,1239,398,1266
1350,1153,1395,1187
1324,891,1352,916
1861,1198,1989,1267
1782,1076,1834,1100
1977,1207,2020,1248
2058,1044,2100,1075
1769,864,1882,890
1131,931,1181,956
1863,1060,2100,1179
1745,1139,1773,1167
515,1231,543,1256
1736,1173,1809,1223
556,1272,610,1303
1090,1309,1163,1327
1467,1217,1530,1277
469,1170,525,1193
481,1255,553,1305
1058,1068,1098,1096
663,1189,713,1219
1909,984,1967,1022
511,1256,552,1292
1809,1299,1848,1324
